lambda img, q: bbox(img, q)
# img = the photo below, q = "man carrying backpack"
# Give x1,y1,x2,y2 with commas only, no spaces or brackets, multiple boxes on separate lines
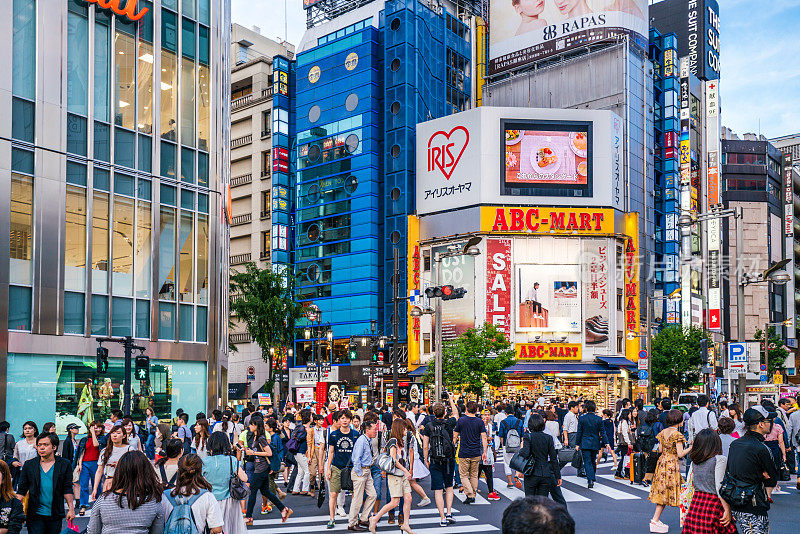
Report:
498,406,525,489
422,395,458,527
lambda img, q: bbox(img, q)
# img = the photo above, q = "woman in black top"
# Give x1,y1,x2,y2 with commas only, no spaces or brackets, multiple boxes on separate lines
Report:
0,460,23,534
519,413,565,505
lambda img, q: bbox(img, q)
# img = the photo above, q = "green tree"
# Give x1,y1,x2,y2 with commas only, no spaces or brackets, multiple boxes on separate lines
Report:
422,323,516,396
229,263,304,394
651,325,712,398
754,326,789,376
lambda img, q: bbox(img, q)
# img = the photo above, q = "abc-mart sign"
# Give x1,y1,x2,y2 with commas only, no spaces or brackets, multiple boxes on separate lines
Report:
416,107,624,217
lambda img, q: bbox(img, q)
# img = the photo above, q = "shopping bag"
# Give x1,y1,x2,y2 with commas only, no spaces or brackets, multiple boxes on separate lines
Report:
570,449,583,470
679,466,694,526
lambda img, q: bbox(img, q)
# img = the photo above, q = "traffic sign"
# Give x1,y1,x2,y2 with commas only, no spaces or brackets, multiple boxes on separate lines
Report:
638,370,648,380
760,364,767,372
774,373,784,384
638,350,648,359
247,366,256,376
638,359,648,370
759,374,768,383
728,343,747,364
637,379,649,388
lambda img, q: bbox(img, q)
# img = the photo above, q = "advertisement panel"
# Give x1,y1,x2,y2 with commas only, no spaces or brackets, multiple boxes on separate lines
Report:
582,240,610,348
416,107,624,216
503,120,591,197
407,216,421,368
706,79,721,329
624,213,640,360
433,244,475,340
516,343,581,361
486,238,513,337
488,0,647,75
516,264,581,333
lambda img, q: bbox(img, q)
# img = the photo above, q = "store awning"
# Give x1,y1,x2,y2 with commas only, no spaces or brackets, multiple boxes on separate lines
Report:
408,365,427,377
503,363,620,375
597,357,637,371
227,382,248,400
250,382,269,397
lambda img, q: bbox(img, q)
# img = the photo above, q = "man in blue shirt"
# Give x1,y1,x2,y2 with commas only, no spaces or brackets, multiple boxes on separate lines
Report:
348,417,378,532
174,413,192,454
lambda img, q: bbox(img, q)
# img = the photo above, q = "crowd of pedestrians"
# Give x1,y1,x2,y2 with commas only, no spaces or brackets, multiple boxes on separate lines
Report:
0,390,796,533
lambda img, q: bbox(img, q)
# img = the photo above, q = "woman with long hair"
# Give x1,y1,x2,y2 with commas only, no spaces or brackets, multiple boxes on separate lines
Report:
154,423,172,461
615,409,635,479
193,418,211,459
212,410,235,443
369,419,415,534
243,417,292,525
75,420,105,515
725,404,744,437
161,454,224,533
681,429,735,534
404,417,431,505
518,413,564,505
123,418,143,452
12,421,38,474
648,409,693,533
87,451,164,533
92,425,134,499
155,438,184,489
202,431,248,534
0,460,24,534
144,407,159,459
291,410,311,496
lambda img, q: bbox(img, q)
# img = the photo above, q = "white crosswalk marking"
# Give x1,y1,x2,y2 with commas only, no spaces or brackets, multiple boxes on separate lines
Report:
596,474,652,493
253,508,446,526
492,478,525,500
562,475,640,500
414,525,499,534
454,490,490,505
559,486,591,502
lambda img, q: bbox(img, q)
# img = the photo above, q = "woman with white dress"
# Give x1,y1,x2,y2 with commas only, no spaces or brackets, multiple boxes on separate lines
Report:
481,410,500,500
405,419,431,507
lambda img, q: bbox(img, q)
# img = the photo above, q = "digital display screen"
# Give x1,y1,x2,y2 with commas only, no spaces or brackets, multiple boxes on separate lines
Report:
502,120,592,198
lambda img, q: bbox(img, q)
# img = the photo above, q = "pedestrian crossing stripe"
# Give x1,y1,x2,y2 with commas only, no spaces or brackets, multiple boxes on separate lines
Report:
252,508,453,527
596,474,651,493
454,490,490,505
561,475,640,500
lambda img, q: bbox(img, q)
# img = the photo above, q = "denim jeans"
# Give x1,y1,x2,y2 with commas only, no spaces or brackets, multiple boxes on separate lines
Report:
370,464,383,502
145,432,156,459
581,449,598,482
79,460,98,507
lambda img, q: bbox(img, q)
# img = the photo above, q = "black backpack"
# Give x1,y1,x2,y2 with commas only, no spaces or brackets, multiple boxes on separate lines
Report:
159,463,178,489
427,420,455,463
635,423,656,453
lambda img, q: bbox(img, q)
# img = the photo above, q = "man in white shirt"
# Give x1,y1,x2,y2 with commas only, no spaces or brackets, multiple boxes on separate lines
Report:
406,403,424,428
688,394,718,442
524,282,543,315
493,406,507,450
562,401,580,448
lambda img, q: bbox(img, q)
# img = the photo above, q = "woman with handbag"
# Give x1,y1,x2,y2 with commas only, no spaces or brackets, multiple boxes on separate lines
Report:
369,419,416,534
648,409,693,533
518,413,564,505
243,415,292,526
202,431,248,534
681,429,735,534
615,409,635,480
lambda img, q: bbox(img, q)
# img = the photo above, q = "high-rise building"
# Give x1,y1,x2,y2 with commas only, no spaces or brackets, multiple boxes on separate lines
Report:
227,24,295,402
720,132,790,347
287,0,477,403
0,0,230,429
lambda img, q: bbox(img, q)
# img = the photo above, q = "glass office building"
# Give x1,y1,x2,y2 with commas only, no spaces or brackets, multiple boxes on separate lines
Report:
291,0,472,388
1,0,230,431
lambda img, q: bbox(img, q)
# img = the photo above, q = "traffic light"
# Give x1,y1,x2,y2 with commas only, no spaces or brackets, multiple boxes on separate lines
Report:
135,354,149,382
96,347,109,374
700,339,709,365
377,350,385,364
348,341,357,362
442,287,467,301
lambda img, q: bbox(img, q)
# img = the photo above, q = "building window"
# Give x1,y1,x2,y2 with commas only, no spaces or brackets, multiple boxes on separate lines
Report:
67,6,89,116
91,294,109,336
159,206,176,301
8,286,32,331
92,190,110,293
261,192,270,216
198,65,209,151
262,110,271,137
196,306,207,342
617,288,623,311
65,184,87,292
181,147,195,183
261,231,270,258
10,173,33,286
114,31,136,129
161,51,178,140
136,299,150,338
237,44,249,65
159,302,176,340
179,304,193,341
95,122,111,162
111,297,133,337
135,198,151,298
197,214,208,304
261,150,271,177
115,128,136,169
138,42,154,134
161,141,177,179
112,194,135,296
181,57,195,146
198,152,209,187
94,16,111,122
11,97,34,144
64,292,85,334
12,0,36,100
179,210,195,302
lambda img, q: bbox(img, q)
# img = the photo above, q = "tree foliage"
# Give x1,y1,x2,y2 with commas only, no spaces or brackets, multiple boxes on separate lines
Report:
229,263,304,393
754,326,789,376
651,325,712,397
423,323,516,396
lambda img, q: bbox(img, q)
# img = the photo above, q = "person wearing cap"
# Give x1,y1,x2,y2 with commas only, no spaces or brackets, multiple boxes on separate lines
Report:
723,406,778,534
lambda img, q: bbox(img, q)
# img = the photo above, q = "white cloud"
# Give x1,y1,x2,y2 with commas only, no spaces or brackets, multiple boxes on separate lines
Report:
231,0,307,47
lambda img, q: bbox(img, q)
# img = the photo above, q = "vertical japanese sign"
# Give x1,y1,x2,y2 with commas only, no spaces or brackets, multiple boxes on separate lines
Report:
706,80,721,329
583,240,610,349
625,213,640,360
680,58,692,328
407,216,421,368
486,238,512,338
784,153,793,236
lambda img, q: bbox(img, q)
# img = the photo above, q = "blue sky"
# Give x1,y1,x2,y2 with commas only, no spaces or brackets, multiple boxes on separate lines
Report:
232,0,800,138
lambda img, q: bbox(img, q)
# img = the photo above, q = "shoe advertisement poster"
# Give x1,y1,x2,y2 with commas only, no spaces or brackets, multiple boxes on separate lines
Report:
516,264,581,333
581,239,610,348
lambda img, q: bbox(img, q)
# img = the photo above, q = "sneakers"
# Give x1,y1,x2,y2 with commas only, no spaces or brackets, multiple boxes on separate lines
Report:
262,503,272,514
418,497,431,507
445,513,456,524
464,497,475,505
327,519,336,530
487,491,500,501
514,478,523,489
336,506,347,518
649,520,668,533
440,519,448,527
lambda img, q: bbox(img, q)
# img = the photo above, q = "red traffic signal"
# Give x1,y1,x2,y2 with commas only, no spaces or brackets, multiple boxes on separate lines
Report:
440,285,453,297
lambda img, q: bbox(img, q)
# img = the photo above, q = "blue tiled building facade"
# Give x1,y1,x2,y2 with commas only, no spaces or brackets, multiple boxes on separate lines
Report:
291,0,472,371
649,29,681,324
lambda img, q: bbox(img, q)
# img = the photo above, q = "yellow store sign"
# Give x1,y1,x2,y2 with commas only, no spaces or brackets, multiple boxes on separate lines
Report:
481,207,615,235
516,343,582,360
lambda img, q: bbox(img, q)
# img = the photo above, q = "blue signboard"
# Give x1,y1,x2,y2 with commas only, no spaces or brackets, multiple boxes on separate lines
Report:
638,370,649,380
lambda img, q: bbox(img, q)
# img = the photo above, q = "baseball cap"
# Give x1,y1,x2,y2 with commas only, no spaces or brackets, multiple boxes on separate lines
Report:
66,423,79,431
742,406,770,426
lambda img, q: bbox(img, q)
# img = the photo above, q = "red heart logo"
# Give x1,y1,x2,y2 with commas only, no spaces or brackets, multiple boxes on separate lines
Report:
427,126,469,180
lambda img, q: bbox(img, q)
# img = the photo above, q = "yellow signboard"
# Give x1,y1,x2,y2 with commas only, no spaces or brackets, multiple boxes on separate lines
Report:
515,343,582,360
481,207,615,235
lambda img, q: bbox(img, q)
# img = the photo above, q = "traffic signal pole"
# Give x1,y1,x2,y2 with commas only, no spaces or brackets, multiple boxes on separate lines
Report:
96,336,146,416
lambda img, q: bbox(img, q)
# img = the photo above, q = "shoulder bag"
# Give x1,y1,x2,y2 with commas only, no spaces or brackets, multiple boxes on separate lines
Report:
228,455,249,501
508,436,535,476
719,472,765,508
376,438,405,477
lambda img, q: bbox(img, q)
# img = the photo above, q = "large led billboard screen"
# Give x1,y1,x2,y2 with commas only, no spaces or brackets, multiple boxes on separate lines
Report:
503,120,591,198
488,0,648,75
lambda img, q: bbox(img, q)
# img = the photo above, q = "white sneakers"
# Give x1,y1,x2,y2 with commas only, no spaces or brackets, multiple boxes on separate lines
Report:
649,520,668,533
336,507,347,518
417,497,431,507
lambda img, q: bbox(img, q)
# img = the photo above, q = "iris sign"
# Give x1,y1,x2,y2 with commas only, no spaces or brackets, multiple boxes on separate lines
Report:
84,0,148,22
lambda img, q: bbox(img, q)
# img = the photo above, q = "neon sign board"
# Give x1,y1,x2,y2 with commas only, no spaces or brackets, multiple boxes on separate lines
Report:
84,0,148,22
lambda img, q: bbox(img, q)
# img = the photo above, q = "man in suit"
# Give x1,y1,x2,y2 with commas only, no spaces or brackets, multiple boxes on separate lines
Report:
575,400,606,488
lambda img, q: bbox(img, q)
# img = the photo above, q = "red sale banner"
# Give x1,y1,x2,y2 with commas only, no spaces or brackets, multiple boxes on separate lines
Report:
486,238,512,337
315,382,327,414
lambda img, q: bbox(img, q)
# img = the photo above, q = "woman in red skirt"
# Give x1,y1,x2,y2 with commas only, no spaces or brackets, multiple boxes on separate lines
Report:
682,429,735,534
